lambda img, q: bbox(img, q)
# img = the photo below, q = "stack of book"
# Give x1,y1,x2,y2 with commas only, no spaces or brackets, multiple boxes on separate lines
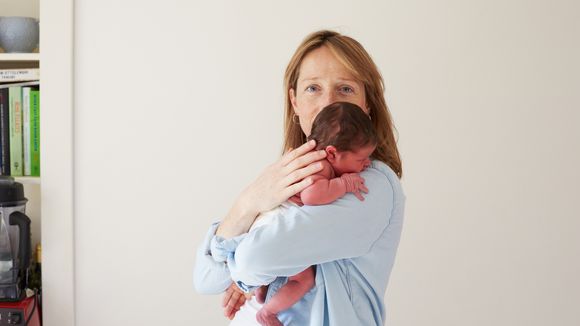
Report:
0,68,40,177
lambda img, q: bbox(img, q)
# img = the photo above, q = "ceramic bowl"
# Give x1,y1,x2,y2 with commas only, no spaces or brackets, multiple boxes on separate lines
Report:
0,17,39,53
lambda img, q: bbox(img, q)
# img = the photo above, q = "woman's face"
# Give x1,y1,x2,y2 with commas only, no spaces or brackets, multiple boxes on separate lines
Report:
290,46,368,136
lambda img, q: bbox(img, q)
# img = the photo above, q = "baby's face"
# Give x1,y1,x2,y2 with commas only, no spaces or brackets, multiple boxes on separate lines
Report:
332,144,376,176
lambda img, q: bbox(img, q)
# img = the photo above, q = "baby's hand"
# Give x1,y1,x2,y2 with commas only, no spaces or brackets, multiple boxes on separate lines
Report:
340,173,368,201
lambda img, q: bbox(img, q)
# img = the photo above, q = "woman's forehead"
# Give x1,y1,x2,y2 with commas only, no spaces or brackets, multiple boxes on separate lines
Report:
298,47,359,83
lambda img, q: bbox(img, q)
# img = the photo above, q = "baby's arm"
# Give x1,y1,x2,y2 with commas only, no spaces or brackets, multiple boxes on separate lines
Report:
300,161,367,205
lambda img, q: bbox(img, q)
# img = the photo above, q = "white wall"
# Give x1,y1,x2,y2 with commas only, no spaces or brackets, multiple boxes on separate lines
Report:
74,1,580,325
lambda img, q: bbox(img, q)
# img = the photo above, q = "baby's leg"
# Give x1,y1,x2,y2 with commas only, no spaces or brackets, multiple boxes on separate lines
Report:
256,266,316,326
255,285,268,304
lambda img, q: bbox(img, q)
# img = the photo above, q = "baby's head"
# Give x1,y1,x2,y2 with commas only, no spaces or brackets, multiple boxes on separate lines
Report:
307,102,377,175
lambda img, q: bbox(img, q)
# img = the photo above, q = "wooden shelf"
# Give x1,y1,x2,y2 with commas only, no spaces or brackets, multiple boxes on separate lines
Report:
15,176,41,185
0,53,40,61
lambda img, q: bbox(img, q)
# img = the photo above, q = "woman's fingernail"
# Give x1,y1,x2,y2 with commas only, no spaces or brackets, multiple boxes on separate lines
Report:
319,150,326,156
309,139,316,145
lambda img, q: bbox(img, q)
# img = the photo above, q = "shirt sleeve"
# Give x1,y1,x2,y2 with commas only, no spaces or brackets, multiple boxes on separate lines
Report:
227,163,395,289
193,222,236,295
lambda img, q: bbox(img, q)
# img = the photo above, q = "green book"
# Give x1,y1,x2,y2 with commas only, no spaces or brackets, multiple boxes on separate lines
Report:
30,90,40,176
8,86,23,176
23,87,31,176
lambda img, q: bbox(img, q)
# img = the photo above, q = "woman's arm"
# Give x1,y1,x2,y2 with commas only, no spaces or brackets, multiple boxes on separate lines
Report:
194,141,327,293
221,161,399,289
216,140,327,239
193,223,234,294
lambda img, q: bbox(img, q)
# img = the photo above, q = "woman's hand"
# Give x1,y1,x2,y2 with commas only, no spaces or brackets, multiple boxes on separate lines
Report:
216,140,326,238
222,282,252,320
243,139,327,213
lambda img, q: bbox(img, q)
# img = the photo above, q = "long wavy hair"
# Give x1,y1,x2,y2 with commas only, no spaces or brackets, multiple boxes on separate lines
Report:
282,30,403,178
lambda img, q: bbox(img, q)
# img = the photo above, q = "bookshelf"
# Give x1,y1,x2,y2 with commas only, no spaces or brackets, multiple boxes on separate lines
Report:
0,54,41,187
15,176,41,185
0,53,40,61
1,1,74,325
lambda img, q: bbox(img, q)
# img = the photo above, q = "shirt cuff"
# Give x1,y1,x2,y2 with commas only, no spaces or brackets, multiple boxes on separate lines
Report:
235,280,260,293
209,228,247,263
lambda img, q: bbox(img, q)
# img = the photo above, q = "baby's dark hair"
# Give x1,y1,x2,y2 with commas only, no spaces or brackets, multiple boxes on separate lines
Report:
307,102,378,152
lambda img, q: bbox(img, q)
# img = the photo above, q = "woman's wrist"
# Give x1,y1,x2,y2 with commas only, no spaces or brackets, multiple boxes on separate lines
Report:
215,196,258,239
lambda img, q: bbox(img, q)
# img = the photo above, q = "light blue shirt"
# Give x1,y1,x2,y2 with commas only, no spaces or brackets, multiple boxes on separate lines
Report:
194,160,405,326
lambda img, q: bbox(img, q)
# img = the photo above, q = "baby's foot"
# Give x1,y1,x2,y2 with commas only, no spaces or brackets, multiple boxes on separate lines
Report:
255,285,268,304
256,308,282,326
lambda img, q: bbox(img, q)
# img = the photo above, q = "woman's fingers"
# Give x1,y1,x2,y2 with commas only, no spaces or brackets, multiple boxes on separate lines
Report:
284,176,315,199
283,149,326,175
224,290,242,318
280,140,317,166
282,161,324,187
222,285,234,307
236,294,246,309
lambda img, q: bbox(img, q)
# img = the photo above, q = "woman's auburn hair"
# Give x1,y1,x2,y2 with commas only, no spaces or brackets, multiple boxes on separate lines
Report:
283,30,403,179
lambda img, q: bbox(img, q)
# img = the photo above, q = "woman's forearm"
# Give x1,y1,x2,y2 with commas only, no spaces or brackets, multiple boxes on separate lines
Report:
215,141,326,239
215,197,258,239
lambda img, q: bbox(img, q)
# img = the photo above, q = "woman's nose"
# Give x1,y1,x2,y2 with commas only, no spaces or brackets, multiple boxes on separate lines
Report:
322,91,337,107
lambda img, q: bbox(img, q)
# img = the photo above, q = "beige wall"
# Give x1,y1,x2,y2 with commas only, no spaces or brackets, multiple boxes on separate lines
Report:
74,1,579,325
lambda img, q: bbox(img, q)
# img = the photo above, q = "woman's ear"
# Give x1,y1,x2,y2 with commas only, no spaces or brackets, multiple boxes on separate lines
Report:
325,146,338,163
289,88,298,112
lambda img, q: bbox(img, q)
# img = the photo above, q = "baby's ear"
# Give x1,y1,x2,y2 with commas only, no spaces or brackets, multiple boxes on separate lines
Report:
325,146,337,162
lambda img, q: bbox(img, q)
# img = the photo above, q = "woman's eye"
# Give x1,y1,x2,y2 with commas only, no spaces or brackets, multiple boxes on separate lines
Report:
305,85,318,92
339,86,354,94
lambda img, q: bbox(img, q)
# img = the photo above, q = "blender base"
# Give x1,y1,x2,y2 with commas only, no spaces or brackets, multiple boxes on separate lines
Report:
0,294,40,326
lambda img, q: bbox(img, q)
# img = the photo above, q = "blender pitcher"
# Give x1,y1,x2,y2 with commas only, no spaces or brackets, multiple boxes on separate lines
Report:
0,176,31,301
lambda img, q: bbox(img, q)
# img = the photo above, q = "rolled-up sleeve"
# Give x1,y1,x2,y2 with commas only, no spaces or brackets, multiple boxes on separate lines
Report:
193,222,235,294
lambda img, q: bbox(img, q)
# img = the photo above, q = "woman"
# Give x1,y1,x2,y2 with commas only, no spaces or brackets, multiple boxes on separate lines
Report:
194,30,405,326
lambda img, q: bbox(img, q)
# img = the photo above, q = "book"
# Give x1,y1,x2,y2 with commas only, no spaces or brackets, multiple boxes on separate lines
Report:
8,86,23,176
0,88,10,175
30,89,40,176
0,69,40,82
23,87,31,176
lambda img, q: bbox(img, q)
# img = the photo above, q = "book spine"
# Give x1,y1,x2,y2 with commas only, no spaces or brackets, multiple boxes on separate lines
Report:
23,87,31,176
9,86,23,176
30,90,40,176
0,88,10,175
0,69,40,82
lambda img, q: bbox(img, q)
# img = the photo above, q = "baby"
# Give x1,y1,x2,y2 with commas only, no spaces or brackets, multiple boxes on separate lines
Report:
254,101,377,326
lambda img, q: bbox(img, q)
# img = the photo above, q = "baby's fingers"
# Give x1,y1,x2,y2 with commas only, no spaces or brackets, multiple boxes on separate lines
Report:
354,191,365,201
360,184,369,194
